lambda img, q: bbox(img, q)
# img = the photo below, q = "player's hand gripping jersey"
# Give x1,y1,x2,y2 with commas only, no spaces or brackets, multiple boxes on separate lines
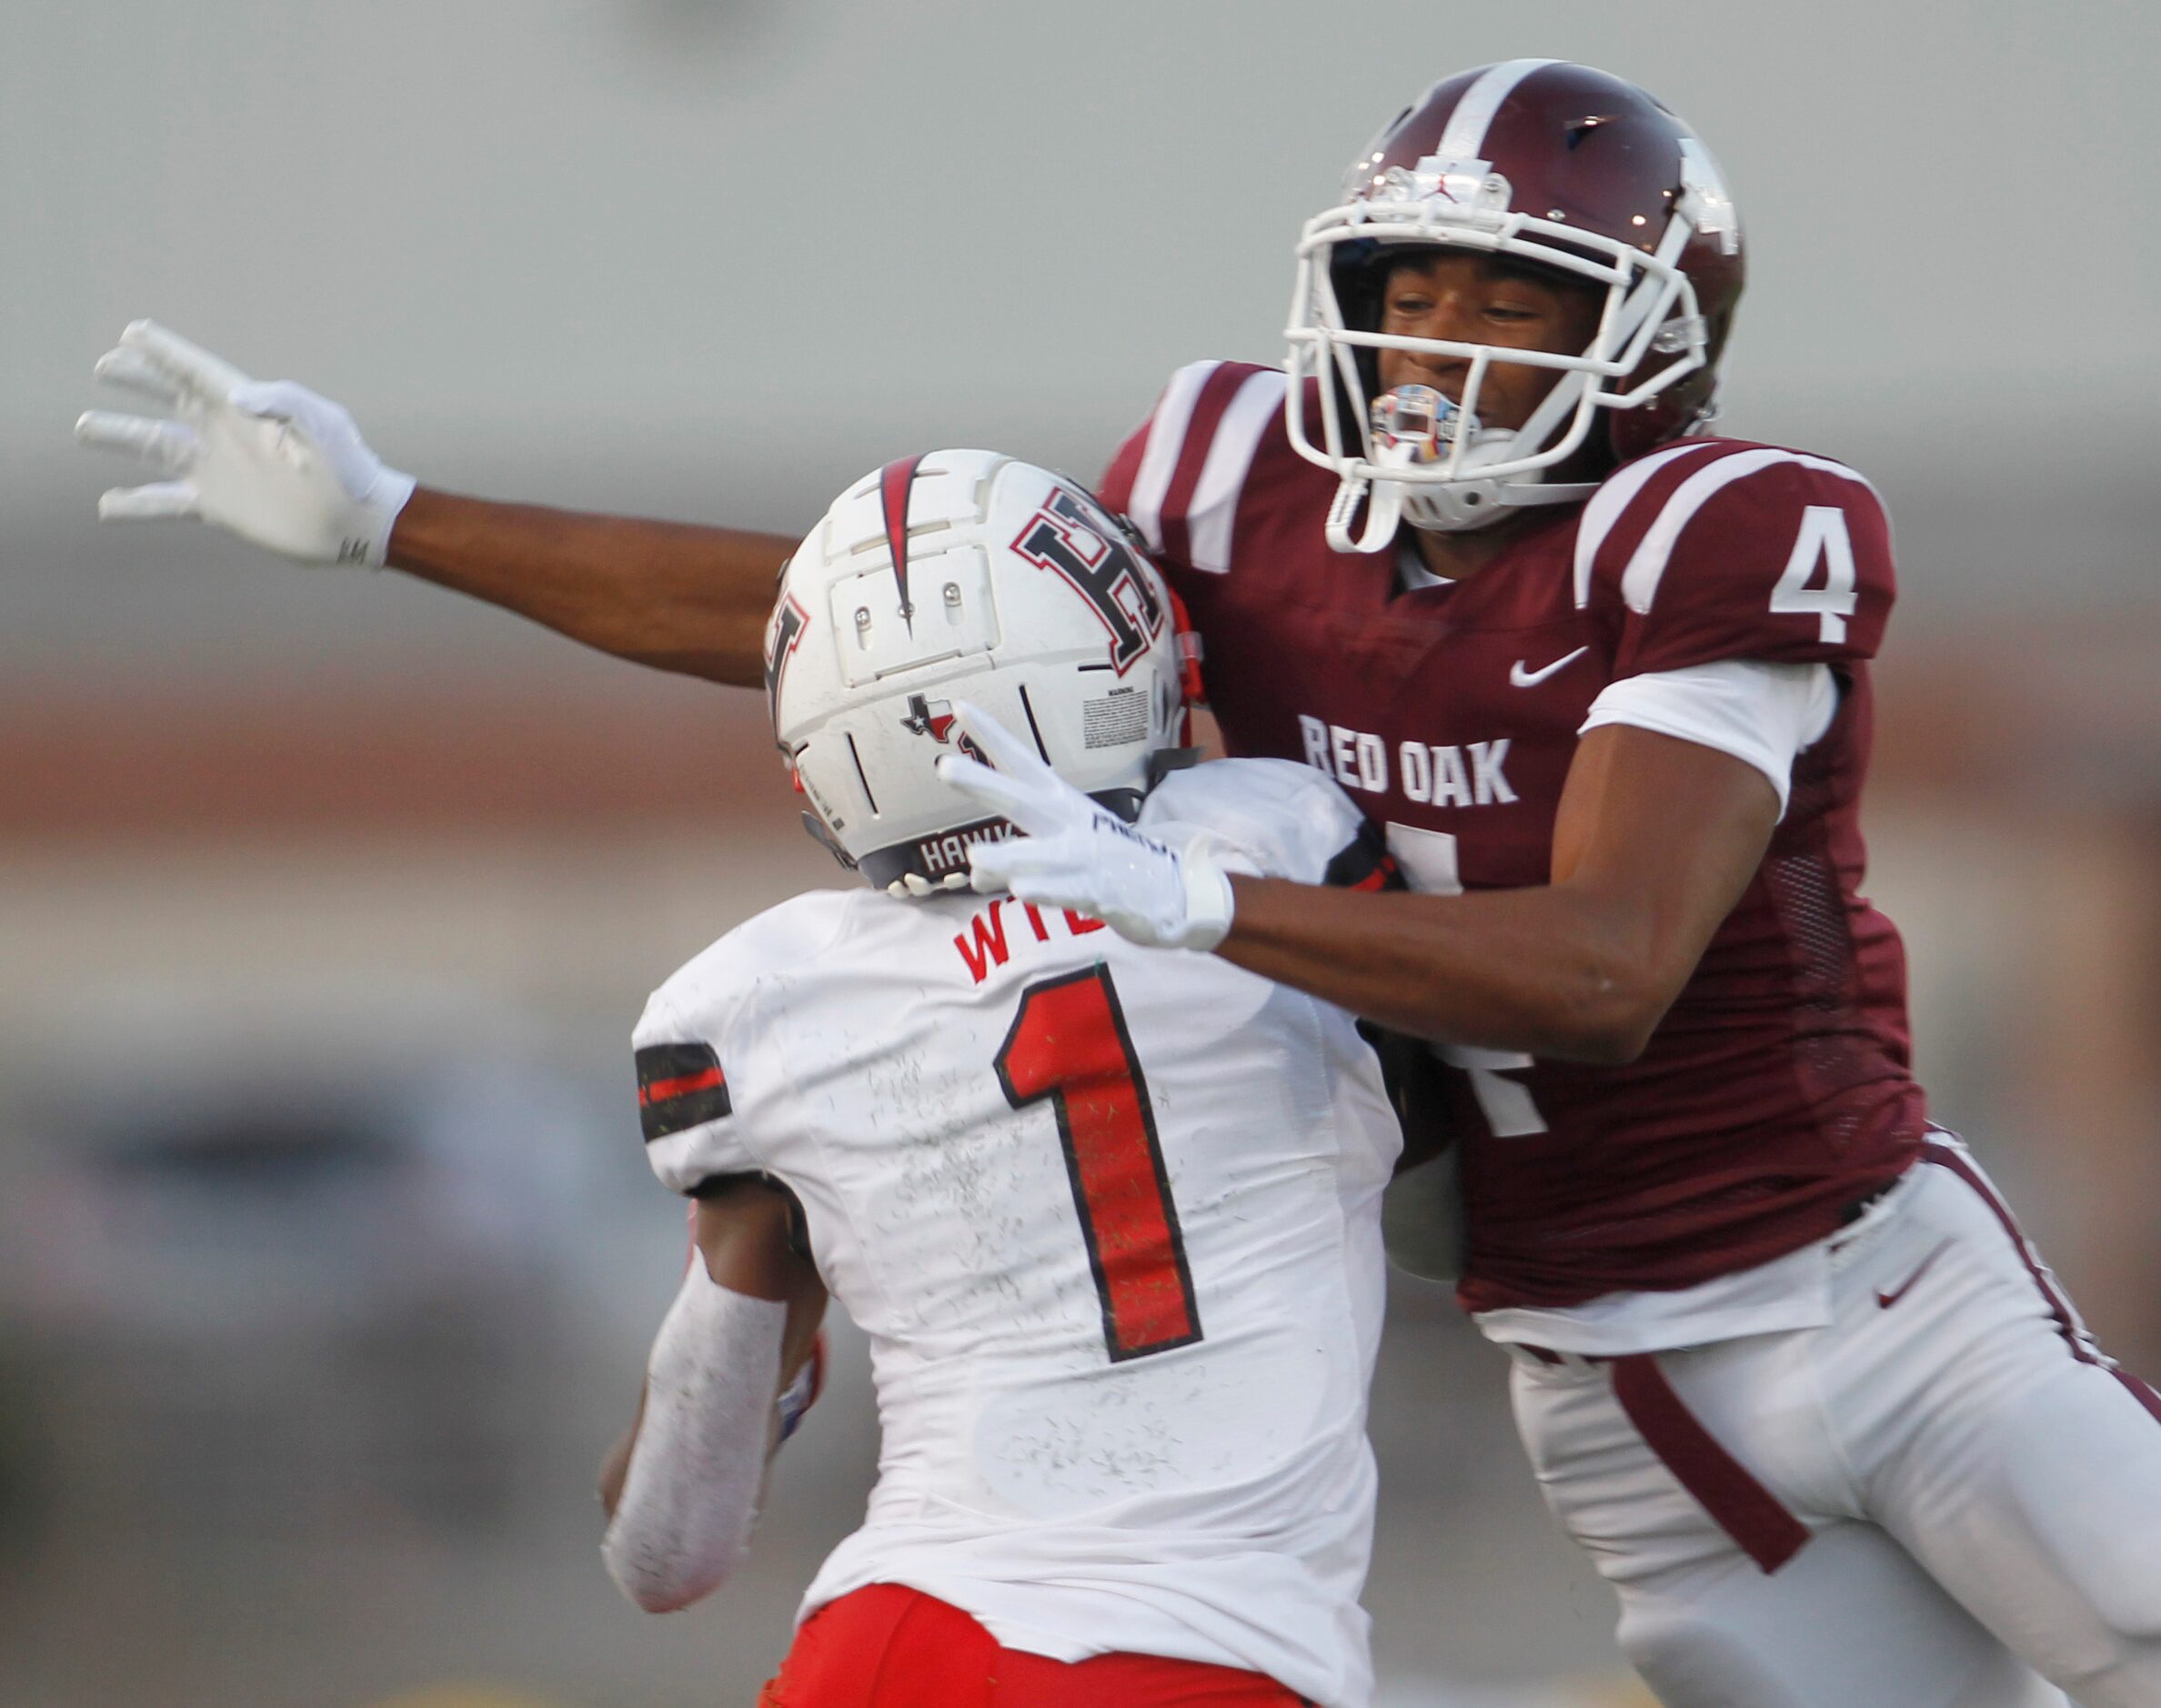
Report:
1101,362,1925,1325
635,760,1401,1708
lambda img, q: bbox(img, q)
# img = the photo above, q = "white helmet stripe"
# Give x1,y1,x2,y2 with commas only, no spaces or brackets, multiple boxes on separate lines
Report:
1436,57,1561,162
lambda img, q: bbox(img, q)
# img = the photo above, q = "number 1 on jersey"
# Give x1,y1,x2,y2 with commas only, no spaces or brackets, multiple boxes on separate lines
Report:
995,966,1203,1362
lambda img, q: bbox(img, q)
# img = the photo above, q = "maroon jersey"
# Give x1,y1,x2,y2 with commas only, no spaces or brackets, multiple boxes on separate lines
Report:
1098,360,1927,1311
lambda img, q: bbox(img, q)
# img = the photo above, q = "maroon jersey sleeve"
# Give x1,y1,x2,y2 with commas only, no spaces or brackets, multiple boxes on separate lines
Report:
1580,443,1896,678
1097,413,1152,528
1094,359,1291,592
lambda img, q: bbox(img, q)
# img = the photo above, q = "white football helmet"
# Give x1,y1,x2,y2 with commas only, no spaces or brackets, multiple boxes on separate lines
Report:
767,449,1191,897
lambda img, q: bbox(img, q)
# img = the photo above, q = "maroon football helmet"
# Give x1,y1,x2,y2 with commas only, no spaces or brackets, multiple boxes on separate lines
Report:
1285,60,1746,547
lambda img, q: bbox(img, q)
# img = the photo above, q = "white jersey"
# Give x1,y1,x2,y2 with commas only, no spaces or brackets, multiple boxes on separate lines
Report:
635,760,1402,1708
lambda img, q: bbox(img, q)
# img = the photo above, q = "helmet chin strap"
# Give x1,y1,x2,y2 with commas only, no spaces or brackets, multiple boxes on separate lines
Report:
1325,434,1596,550
1328,363,1607,550
1405,473,1596,534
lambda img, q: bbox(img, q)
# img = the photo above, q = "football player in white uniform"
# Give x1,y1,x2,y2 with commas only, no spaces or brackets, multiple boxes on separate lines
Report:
597,449,1402,1707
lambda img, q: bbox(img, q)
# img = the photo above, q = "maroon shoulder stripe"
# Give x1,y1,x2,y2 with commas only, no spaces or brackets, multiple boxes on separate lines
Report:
1157,364,1251,572
1611,1352,1810,1573
879,454,929,628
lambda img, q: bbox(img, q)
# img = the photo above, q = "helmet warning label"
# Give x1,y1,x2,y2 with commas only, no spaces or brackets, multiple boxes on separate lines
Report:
1083,688,1149,749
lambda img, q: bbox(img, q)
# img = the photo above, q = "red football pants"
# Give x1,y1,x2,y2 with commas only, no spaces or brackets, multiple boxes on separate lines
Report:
758,1582,1311,1707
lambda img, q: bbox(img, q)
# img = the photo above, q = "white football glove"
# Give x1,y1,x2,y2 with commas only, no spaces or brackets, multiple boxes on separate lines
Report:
75,320,416,567
936,702,1237,952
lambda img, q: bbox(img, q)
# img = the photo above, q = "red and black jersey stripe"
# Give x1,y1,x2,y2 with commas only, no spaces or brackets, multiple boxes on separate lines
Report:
636,1040,731,1140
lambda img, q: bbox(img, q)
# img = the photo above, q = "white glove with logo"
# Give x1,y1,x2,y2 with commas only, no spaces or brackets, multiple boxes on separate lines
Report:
936,702,1236,952
75,320,416,566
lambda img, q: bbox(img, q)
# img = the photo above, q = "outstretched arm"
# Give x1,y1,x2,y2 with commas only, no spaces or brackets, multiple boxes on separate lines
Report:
387,489,792,684
76,321,795,687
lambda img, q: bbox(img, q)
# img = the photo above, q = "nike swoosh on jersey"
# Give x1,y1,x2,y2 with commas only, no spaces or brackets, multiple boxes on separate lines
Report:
1875,1238,1954,1309
1509,647,1590,688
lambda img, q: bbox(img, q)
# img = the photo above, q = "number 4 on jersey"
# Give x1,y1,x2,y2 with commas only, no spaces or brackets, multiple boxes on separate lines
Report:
996,966,1203,1362
1770,505,1859,643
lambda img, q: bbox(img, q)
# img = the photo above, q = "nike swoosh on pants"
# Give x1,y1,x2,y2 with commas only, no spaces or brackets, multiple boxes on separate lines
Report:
1876,1238,1954,1309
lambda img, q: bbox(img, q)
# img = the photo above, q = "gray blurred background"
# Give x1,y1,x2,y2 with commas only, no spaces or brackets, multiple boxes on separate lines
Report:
4,3,2157,1704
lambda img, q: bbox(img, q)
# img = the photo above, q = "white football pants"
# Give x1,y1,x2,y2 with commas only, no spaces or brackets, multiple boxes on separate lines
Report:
1507,1135,2161,1707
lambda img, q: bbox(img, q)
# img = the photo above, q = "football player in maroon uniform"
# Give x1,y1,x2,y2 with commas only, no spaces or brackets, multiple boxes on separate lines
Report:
78,59,2161,1708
